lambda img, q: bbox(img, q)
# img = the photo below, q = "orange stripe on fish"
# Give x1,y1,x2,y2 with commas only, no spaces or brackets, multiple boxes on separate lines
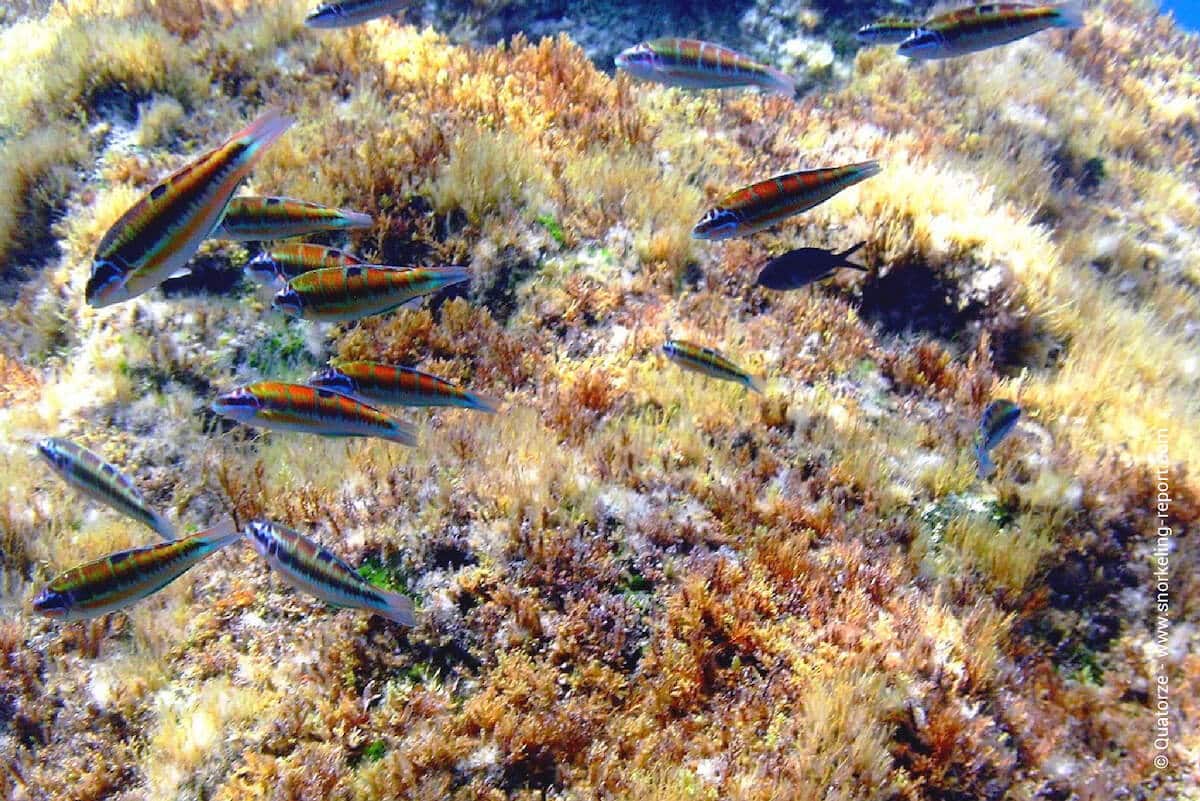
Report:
86,110,293,307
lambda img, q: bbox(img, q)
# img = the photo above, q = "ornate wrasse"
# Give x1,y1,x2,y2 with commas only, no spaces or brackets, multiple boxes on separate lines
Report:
615,38,795,96
32,520,240,621
211,196,373,241
307,362,498,412
272,265,470,322
304,0,409,28
975,399,1021,478
244,243,362,285
693,161,880,240
86,109,293,307
211,381,417,445
243,519,415,626
36,437,175,540
899,1,1084,59
662,340,764,394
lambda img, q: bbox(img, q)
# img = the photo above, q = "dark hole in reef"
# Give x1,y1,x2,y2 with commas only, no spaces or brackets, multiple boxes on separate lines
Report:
1050,146,1106,195
857,261,976,340
501,750,560,794
431,541,478,570
0,196,69,299
479,250,538,325
86,84,149,127
160,254,244,297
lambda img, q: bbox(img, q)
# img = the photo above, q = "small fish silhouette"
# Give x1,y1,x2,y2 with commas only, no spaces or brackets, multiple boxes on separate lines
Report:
756,241,868,291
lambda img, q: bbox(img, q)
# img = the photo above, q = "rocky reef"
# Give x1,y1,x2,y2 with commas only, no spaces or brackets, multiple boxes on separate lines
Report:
0,0,1197,799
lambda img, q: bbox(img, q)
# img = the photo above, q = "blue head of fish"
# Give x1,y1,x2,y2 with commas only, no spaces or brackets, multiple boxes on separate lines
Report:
272,286,305,317
35,438,67,471
85,259,129,308
245,253,283,286
304,3,344,29
897,28,944,59
211,387,263,422
243,520,278,558
692,208,742,241
308,367,357,396
614,43,659,80
32,587,72,619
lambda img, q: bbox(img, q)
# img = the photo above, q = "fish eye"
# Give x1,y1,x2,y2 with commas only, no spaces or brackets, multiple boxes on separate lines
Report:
32,588,70,617
692,209,739,240
309,368,354,394
616,45,652,67
85,259,125,304
35,438,62,466
272,288,302,313
213,389,261,415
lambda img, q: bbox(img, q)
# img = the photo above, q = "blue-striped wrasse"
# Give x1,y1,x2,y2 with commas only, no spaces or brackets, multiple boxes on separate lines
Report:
307,361,498,412
899,2,1084,60
975,399,1021,478
243,519,415,626
211,196,373,241
615,38,794,96
305,0,409,28
244,243,363,286
273,265,470,322
662,340,764,394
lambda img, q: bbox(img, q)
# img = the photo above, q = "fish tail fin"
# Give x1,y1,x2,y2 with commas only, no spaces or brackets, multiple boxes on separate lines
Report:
976,448,997,480
150,511,178,542
385,418,419,447
340,210,374,229
380,591,416,627
430,265,471,287
463,391,501,414
199,517,244,548
233,108,294,159
1053,0,1085,28
854,160,882,181
746,374,767,395
765,67,796,98
840,239,868,257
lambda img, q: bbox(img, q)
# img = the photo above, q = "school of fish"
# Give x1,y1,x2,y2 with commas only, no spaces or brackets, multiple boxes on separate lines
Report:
34,1,1059,629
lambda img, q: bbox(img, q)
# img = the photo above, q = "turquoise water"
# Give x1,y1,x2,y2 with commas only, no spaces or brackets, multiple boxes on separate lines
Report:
1162,0,1200,28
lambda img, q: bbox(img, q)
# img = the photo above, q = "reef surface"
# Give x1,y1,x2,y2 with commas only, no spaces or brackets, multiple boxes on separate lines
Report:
0,1,1197,799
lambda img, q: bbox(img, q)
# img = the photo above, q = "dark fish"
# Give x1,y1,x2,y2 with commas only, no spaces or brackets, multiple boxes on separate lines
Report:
756,241,868,291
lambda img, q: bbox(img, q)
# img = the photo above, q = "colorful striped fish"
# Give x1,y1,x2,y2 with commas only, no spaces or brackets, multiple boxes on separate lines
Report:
86,110,293,307
305,0,409,28
615,38,795,96
975,399,1021,479
243,519,415,626
36,437,176,540
693,161,880,240
856,16,921,45
307,361,498,412
32,520,240,621
211,381,417,445
662,340,764,394
273,265,470,322
899,1,1084,60
211,196,373,241
244,243,363,286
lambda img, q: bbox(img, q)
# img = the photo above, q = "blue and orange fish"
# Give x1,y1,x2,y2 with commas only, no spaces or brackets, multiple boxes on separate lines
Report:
243,519,415,626
211,196,373,241
615,38,795,96
305,0,409,28
899,1,1084,59
662,340,764,394
308,361,498,412
693,161,880,240
211,381,417,445
36,437,175,540
272,265,470,322
975,399,1021,478
244,243,363,286
86,109,293,307
32,520,240,621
